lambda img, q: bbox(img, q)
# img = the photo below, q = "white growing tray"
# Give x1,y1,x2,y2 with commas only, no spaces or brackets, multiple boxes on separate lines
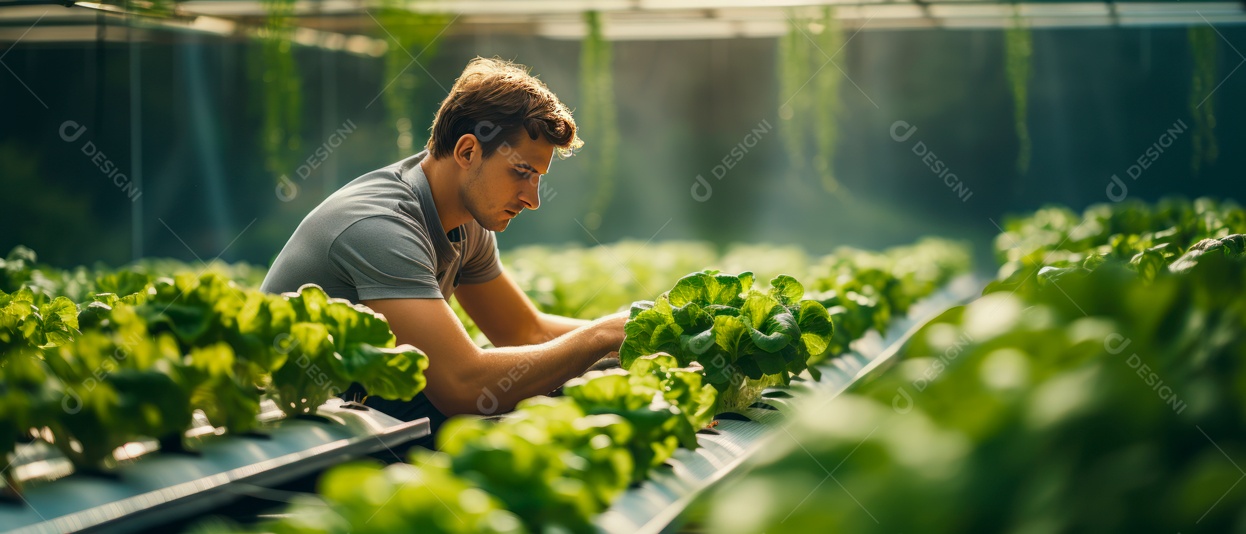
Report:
0,399,430,534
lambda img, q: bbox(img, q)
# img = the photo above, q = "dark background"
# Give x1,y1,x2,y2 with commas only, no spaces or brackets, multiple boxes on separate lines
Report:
2,24,1243,270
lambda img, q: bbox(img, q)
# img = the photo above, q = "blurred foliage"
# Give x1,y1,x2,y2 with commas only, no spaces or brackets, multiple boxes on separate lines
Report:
0,245,268,303
696,257,1246,532
579,11,620,230
805,238,974,360
991,197,1246,291
718,243,813,285
221,454,527,534
691,199,1246,533
502,240,719,319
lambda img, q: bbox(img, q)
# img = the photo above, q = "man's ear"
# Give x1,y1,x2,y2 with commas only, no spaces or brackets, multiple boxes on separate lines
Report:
453,134,480,171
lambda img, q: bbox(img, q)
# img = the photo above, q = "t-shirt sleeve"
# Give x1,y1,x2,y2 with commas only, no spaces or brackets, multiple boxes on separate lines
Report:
459,226,504,285
329,216,444,300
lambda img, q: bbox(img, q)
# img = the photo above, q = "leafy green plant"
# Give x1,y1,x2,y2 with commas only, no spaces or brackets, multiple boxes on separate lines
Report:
1169,234,1245,272
248,454,526,534
127,275,428,421
808,269,892,362
1,287,79,352
990,198,1246,294
1,261,429,471
619,271,834,412
0,347,60,479
251,358,712,534
438,397,634,533
40,306,193,467
132,273,286,431
799,238,972,363
563,353,717,482
0,246,39,294
271,284,428,417
627,353,718,432
563,370,682,483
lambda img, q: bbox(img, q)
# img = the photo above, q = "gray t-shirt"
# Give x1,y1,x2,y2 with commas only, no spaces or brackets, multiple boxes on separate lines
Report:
260,150,503,303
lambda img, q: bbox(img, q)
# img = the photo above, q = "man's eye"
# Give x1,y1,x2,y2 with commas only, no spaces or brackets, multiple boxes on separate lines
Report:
514,169,530,179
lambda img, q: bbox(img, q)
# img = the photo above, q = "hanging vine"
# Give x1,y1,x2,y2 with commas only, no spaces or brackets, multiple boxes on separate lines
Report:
378,2,452,158
1188,26,1219,174
777,8,843,194
1004,11,1032,174
778,16,809,186
580,11,619,230
254,0,302,180
812,8,842,194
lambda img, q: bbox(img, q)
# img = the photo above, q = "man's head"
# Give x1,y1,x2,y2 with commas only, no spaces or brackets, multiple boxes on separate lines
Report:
426,57,581,232
428,57,581,161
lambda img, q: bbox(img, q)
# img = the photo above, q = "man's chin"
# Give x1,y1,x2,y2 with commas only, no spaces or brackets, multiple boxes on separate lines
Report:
485,218,510,232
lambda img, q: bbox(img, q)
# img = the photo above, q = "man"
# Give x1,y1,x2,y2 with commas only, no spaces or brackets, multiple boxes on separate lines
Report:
261,57,626,429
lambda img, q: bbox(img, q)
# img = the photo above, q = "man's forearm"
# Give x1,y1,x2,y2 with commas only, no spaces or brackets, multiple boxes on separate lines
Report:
445,313,624,415
532,312,591,343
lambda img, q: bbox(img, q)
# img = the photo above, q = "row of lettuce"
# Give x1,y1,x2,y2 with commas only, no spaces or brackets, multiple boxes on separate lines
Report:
200,239,971,533
229,353,718,534
455,237,970,344
992,196,1245,285
692,197,1246,532
0,236,969,528
0,264,428,472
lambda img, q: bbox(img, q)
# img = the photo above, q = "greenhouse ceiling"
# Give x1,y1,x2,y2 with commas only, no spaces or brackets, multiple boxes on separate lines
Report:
1,0,1244,45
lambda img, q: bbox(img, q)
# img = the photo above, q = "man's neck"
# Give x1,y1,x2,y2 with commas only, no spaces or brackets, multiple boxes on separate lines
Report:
420,155,473,233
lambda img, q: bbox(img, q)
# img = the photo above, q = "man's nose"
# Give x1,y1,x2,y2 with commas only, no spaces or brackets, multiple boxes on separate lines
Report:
520,176,541,210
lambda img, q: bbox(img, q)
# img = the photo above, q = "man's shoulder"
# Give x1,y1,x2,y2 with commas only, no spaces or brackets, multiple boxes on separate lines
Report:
312,157,431,237
263,154,433,299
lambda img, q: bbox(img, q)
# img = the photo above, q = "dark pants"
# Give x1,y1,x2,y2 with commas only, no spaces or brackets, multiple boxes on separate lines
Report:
340,383,450,434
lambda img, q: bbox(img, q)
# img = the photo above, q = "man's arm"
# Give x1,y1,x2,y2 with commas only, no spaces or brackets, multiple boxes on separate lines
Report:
455,270,589,347
362,296,625,416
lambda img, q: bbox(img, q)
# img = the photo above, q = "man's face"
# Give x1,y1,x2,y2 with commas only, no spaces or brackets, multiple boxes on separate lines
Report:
462,134,555,232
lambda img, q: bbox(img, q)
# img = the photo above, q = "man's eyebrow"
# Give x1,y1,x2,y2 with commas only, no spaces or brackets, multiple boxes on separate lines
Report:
514,162,546,175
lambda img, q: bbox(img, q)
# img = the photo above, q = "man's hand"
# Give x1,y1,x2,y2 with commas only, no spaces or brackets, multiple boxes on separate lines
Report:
361,297,626,416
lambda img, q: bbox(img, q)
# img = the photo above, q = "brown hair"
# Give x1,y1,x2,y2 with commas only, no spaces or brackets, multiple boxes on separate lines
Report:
427,57,582,160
